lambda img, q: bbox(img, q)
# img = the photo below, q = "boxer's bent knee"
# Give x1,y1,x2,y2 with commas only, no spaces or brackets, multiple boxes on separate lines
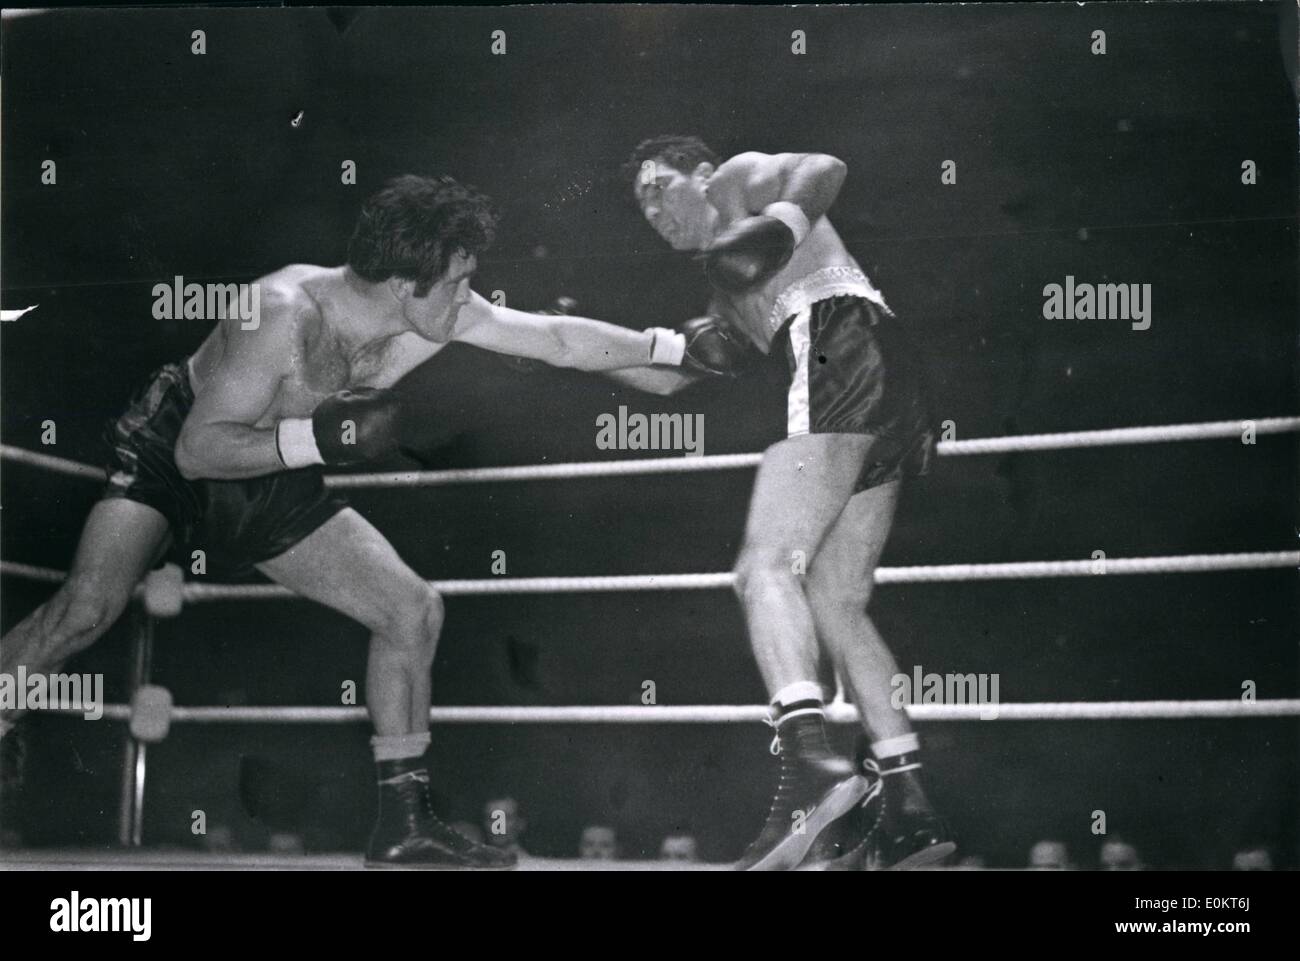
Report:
732,547,804,606
44,577,132,657
806,577,872,622
373,584,444,652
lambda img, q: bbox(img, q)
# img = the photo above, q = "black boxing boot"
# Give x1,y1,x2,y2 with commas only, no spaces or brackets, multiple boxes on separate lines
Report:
796,757,885,871
867,735,956,870
734,699,868,871
868,807,956,871
365,756,516,870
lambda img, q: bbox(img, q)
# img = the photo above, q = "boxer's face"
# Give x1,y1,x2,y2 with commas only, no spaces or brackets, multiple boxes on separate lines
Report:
634,159,716,251
401,251,476,342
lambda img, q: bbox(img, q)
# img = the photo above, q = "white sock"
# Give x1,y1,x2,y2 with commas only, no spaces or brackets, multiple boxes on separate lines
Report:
371,732,431,763
872,732,922,774
871,732,921,758
771,680,824,708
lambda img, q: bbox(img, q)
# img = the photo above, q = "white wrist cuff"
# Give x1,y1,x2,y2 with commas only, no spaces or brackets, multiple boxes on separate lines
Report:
763,201,811,246
276,418,324,469
649,328,686,366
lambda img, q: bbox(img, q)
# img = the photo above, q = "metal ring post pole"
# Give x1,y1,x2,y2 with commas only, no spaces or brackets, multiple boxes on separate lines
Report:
116,603,154,847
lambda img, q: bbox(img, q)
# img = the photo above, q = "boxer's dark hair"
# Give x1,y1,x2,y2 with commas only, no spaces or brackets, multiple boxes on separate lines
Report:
348,174,498,296
623,135,721,182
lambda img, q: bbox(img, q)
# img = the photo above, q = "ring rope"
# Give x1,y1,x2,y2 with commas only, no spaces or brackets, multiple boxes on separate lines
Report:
3,415,1296,488
0,444,104,481
62,699,1300,724
330,453,763,489
3,551,1295,599
934,416,1299,456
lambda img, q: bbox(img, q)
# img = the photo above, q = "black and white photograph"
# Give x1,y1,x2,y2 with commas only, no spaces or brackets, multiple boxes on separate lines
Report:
0,0,1296,932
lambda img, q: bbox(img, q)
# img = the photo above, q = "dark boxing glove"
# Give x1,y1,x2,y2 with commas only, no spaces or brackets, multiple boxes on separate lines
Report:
679,315,752,377
704,203,810,294
276,387,402,468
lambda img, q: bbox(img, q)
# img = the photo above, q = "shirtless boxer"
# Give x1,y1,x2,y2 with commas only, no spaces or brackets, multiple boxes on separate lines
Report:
0,173,731,868
614,136,955,870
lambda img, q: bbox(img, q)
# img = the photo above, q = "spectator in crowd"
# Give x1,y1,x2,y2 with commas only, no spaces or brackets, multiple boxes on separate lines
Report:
0,825,24,849
1230,844,1274,871
482,796,528,858
578,824,619,860
1028,839,1074,870
200,823,238,854
658,833,700,862
1099,836,1145,871
268,831,305,856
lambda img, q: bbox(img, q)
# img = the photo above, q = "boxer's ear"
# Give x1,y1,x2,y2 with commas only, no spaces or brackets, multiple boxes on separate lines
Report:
693,161,716,180
387,275,415,300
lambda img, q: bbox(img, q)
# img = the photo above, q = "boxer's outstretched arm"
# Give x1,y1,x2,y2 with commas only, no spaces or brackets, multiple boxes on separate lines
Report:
705,151,848,223
601,365,700,396
174,297,306,480
454,292,681,371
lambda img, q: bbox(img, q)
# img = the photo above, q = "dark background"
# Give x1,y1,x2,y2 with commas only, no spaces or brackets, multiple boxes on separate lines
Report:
1,3,1296,866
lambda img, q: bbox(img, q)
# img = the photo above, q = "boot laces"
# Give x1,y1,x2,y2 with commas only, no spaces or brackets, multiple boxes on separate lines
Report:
753,718,805,832
859,757,886,835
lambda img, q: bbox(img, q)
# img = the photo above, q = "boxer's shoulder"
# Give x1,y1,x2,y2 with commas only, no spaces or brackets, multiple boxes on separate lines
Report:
246,267,330,341
709,152,799,188
705,152,769,204
255,264,330,308
706,152,798,223
714,150,782,177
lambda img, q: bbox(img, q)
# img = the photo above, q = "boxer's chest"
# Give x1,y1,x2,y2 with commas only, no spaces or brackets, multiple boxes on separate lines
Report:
274,332,363,414
272,322,415,421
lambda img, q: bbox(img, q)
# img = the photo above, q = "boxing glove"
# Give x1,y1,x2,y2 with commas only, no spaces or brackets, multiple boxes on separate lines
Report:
276,387,401,468
680,315,752,377
704,215,797,294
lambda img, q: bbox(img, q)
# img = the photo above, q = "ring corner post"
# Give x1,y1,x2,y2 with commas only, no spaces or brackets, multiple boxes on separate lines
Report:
116,601,154,847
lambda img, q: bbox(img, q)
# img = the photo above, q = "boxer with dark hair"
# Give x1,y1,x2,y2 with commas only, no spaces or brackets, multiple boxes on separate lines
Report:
0,173,729,869
613,137,954,870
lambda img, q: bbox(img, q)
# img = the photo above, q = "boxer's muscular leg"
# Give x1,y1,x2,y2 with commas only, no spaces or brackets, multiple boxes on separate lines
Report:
1,499,170,688
808,481,945,831
733,433,872,698
805,479,911,742
256,508,441,736
261,509,514,870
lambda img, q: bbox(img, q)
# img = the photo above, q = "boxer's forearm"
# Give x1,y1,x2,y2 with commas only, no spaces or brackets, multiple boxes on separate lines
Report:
601,365,700,396
551,315,683,371
459,297,685,371
175,421,283,480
